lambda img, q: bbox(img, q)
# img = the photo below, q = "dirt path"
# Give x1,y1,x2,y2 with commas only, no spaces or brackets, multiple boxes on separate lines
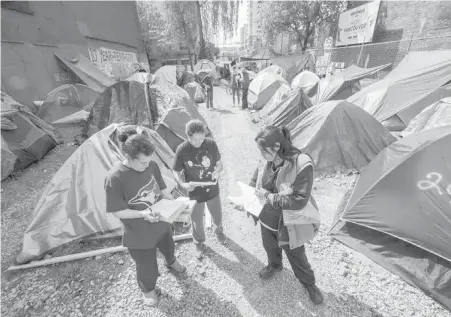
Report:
1,87,449,317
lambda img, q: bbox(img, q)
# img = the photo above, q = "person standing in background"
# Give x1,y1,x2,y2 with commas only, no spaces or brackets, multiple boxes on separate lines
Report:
231,67,241,107
201,73,214,110
241,68,250,110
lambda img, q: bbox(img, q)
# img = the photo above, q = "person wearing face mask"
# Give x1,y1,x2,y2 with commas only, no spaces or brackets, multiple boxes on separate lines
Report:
104,128,186,306
172,120,224,259
248,125,324,305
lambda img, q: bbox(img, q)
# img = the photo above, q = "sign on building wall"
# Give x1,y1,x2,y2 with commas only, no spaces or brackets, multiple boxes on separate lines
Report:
336,0,381,47
88,47,140,79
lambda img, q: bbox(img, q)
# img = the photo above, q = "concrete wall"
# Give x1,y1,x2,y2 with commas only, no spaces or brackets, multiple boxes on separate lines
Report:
1,1,146,108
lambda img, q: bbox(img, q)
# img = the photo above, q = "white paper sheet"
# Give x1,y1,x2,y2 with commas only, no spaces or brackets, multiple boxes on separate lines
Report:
227,181,264,218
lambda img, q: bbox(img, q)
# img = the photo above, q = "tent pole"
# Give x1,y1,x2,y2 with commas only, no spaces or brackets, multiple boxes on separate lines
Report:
7,233,192,271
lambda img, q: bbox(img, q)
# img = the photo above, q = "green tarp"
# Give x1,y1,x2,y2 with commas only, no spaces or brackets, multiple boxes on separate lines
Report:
286,100,396,170
329,126,451,310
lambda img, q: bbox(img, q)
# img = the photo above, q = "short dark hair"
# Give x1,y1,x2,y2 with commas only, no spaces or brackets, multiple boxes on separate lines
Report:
186,119,206,137
118,129,156,159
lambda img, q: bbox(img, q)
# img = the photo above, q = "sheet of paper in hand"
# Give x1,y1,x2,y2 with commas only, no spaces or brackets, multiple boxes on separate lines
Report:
226,181,264,218
152,198,192,224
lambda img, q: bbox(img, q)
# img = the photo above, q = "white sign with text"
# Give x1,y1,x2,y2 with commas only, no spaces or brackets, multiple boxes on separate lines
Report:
336,0,381,47
88,47,140,79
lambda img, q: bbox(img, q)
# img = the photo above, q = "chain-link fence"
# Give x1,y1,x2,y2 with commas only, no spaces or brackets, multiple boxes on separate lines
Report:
306,35,451,76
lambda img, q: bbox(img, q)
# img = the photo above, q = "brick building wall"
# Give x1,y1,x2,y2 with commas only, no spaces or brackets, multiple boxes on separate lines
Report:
312,1,451,74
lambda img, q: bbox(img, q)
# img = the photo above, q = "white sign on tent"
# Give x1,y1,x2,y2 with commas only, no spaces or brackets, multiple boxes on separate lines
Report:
335,0,381,47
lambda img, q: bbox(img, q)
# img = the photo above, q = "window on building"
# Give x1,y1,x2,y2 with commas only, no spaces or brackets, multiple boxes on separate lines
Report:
1,1,34,14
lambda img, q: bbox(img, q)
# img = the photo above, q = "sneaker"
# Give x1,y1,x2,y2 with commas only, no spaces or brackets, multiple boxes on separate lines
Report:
304,284,324,305
168,258,186,273
143,290,159,306
258,264,283,280
214,227,226,243
195,242,205,260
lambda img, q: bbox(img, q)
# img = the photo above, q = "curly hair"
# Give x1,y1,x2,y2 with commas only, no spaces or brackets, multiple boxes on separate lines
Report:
118,128,156,159
185,119,206,137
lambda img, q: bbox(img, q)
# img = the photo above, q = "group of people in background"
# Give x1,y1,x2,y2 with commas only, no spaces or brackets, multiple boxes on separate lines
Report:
231,66,250,109
105,117,324,307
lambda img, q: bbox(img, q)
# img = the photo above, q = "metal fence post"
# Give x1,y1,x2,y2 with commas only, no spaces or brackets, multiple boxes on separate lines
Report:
356,37,366,67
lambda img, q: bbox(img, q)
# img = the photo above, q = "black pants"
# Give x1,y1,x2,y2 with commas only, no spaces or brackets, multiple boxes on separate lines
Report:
261,224,315,286
128,230,175,293
242,88,248,109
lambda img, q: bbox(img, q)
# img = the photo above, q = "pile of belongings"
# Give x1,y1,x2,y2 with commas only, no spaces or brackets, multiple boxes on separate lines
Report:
1,92,58,180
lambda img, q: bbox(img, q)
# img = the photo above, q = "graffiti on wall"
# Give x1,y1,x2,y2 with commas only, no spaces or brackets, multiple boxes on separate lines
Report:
53,72,78,84
88,47,140,80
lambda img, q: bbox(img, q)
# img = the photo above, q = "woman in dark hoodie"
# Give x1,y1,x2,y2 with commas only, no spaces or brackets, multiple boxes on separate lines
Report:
248,125,323,305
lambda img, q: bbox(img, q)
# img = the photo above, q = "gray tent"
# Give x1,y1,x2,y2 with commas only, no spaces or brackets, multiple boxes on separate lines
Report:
348,50,451,130
329,126,451,310
286,100,396,170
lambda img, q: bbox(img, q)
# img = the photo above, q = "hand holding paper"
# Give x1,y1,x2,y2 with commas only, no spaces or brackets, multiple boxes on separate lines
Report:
227,181,264,218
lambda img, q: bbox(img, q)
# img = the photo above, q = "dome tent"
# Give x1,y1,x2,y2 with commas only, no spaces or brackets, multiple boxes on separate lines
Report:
267,88,313,128
16,124,178,264
37,84,99,124
259,83,292,118
291,71,320,94
248,72,288,110
329,126,451,310
84,76,211,152
286,100,396,171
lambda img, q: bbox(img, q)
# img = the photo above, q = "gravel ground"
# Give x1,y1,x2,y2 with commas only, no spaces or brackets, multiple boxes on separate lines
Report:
1,87,450,317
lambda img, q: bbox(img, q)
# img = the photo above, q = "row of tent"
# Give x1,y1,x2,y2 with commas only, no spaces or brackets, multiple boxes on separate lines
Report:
251,50,451,171
252,50,451,310
1,58,222,180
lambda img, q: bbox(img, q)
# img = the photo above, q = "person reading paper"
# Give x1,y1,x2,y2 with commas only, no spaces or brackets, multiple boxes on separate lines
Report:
104,128,186,306
172,120,225,260
247,125,324,305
